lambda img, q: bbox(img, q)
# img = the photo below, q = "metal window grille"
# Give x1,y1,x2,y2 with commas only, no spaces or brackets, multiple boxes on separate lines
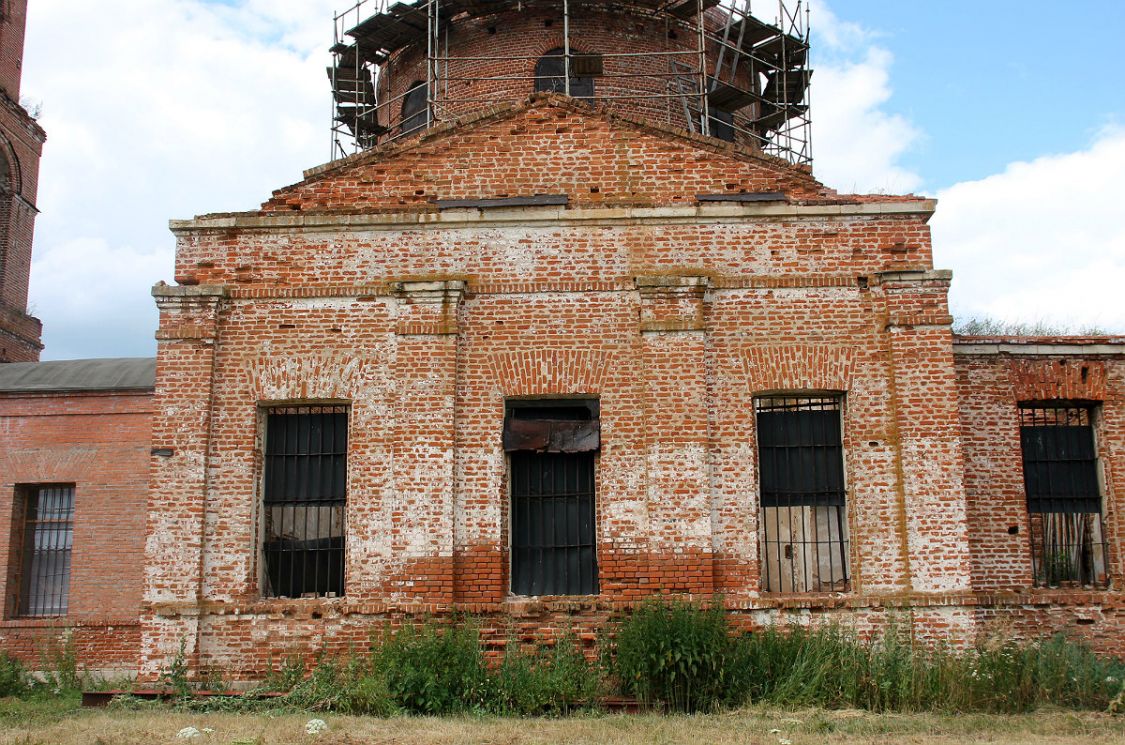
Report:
18,485,74,617
507,399,598,596
756,396,850,593
1019,405,1108,588
262,405,348,599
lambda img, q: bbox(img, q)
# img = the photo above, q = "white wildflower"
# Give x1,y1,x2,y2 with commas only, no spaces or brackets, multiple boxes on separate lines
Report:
1106,676,1118,684
305,718,329,736
176,727,202,739
769,729,782,734
201,727,214,734
779,739,793,745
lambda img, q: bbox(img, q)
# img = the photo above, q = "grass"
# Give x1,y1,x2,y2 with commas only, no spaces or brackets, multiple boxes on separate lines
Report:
0,701,1120,745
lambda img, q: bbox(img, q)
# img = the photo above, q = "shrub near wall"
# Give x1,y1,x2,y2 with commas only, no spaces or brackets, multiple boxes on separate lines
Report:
263,602,1125,716
284,619,600,716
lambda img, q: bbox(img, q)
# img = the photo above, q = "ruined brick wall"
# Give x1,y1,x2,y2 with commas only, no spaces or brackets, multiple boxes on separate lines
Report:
0,0,43,363
0,390,152,673
375,6,755,140
261,97,828,218
135,100,990,681
955,339,1125,655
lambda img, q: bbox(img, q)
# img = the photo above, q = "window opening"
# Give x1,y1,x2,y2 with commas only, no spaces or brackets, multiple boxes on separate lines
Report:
400,81,429,136
18,485,74,617
756,396,849,593
262,405,347,598
710,108,736,142
534,48,595,100
1019,405,1107,588
505,399,599,596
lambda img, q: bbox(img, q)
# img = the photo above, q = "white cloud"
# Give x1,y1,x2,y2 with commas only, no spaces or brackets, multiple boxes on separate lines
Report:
18,0,1119,361
27,237,171,359
25,0,338,360
932,126,1125,332
810,47,923,194
806,2,924,194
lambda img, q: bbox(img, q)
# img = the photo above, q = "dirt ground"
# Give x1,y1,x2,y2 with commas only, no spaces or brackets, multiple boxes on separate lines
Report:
1,704,1122,745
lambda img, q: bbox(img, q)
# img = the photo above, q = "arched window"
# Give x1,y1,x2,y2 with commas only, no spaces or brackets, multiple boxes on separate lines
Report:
400,81,429,136
534,48,594,99
0,146,13,293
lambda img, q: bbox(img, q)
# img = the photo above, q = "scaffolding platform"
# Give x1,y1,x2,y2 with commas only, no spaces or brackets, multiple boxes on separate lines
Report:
328,0,813,165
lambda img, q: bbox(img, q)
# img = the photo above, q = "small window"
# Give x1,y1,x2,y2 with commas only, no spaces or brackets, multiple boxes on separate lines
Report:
709,108,735,142
534,48,595,99
261,405,347,598
16,485,74,617
756,396,850,593
400,81,429,136
505,399,599,596
1019,405,1108,587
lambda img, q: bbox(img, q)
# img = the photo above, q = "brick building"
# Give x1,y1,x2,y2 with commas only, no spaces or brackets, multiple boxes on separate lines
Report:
0,0,45,363
2,0,1122,681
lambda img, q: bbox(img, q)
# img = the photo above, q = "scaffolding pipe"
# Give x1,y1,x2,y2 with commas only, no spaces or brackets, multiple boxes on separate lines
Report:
696,0,710,136
563,0,572,96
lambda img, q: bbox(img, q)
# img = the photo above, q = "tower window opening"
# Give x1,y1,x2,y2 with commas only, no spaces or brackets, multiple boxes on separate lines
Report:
710,108,736,143
534,48,595,100
400,81,430,136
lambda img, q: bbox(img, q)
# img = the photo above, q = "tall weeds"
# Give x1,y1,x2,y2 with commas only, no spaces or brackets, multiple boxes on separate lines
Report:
736,623,1124,713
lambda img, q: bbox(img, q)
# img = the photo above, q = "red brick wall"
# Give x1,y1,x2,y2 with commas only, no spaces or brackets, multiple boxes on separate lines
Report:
0,0,44,362
134,101,999,680
955,340,1125,655
0,0,27,102
258,98,834,219
0,390,152,672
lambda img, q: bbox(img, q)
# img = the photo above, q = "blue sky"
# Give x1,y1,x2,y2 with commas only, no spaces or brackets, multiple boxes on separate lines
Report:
823,1,1125,191
18,0,1125,360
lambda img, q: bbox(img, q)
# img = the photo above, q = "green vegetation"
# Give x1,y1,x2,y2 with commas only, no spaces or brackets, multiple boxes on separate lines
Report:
2,602,1122,726
953,316,1109,336
610,598,743,712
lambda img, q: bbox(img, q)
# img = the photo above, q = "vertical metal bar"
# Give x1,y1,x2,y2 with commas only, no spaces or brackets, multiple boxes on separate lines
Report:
563,0,571,96
696,0,710,136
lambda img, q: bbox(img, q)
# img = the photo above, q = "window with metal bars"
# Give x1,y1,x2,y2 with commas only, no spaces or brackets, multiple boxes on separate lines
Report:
261,405,347,599
1019,405,1107,588
756,396,850,593
506,399,599,596
16,485,74,617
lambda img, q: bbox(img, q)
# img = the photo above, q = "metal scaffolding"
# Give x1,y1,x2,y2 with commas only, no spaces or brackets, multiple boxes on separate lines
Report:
329,0,811,165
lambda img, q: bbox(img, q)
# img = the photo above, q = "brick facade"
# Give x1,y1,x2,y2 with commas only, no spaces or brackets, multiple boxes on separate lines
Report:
955,338,1125,653
0,5,1121,682
136,98,1062,682
0,388,152,675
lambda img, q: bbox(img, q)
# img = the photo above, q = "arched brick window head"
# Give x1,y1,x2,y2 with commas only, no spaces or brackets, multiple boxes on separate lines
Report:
400,81,429,136
534,48,594,100
0,146,13,293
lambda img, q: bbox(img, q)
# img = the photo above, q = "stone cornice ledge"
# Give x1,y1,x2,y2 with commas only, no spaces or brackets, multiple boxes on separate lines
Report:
954,341,1125,357
169,200,936,234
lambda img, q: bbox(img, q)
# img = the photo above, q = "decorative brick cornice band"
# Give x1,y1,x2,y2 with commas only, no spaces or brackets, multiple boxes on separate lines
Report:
170,200,937,234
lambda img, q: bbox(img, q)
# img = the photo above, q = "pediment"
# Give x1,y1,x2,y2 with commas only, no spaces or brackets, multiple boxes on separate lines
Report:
259,95,839,214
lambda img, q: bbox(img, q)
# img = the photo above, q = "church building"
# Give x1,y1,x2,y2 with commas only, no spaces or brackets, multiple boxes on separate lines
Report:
1,0,1122,682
